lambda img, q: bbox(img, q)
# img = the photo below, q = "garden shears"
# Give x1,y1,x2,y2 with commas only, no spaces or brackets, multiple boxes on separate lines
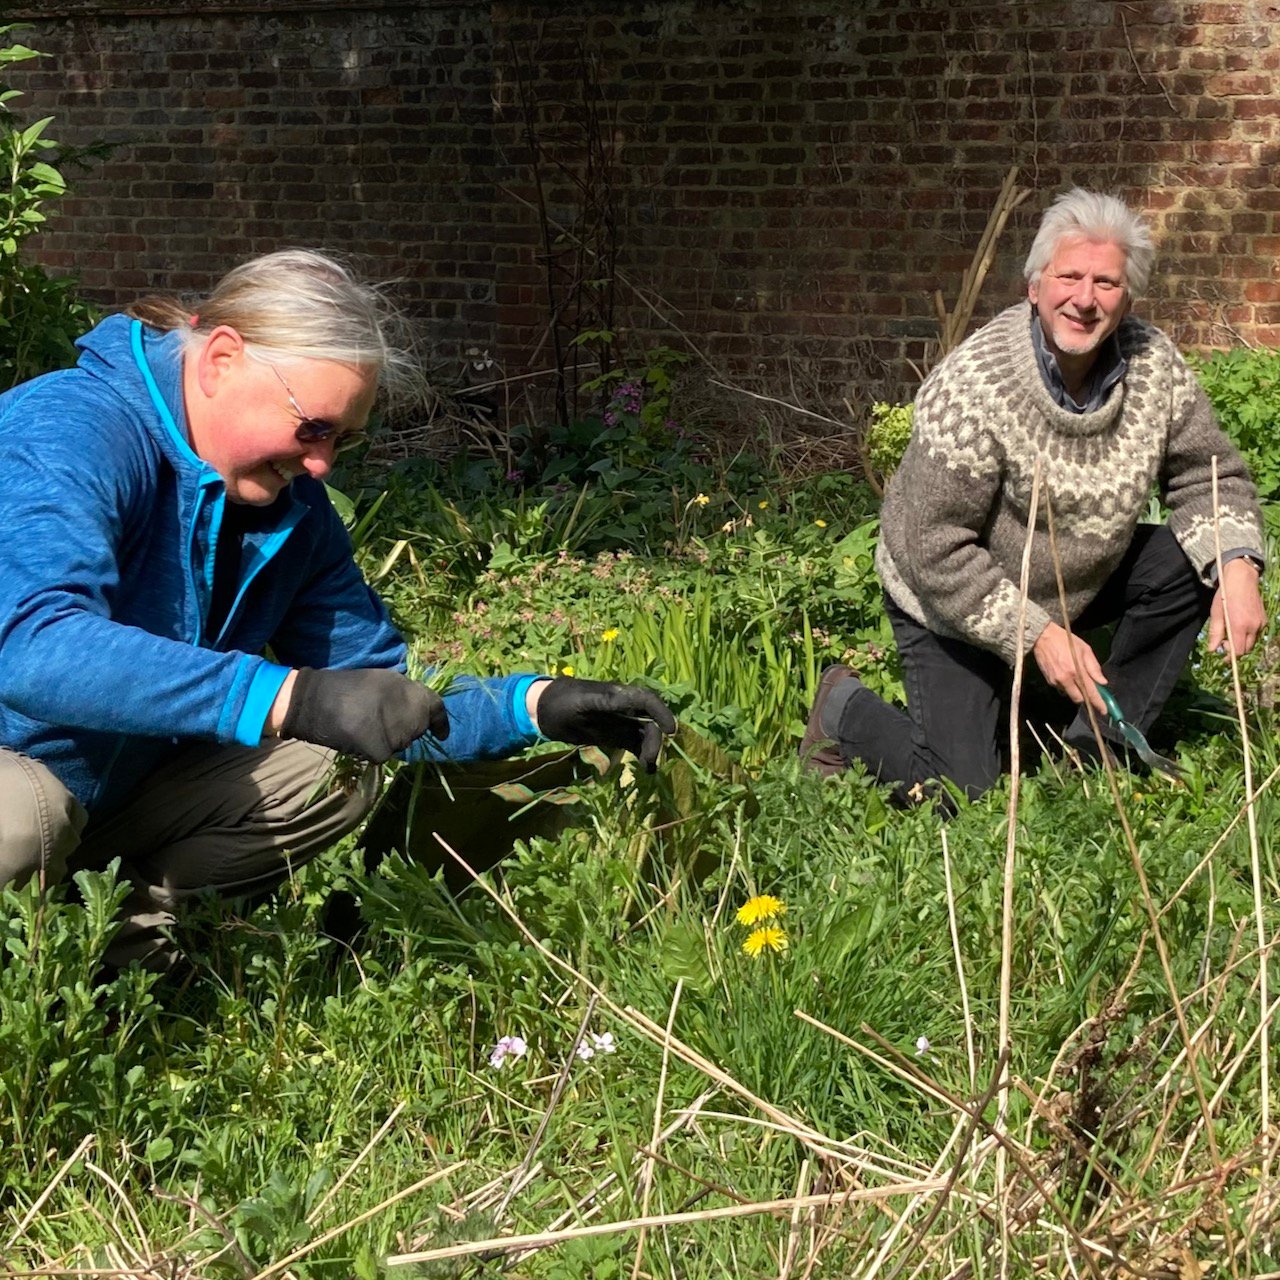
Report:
1093,682,1186,783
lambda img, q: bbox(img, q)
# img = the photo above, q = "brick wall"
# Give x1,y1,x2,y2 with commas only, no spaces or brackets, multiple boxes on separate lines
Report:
10,0,1280,418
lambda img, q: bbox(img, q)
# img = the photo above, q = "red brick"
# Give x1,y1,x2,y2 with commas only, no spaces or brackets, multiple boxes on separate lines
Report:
1209,72,1273,95
1233,98,1280,118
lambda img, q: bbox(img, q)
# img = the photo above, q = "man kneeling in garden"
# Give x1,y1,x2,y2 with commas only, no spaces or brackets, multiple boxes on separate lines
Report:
802,188,1266,802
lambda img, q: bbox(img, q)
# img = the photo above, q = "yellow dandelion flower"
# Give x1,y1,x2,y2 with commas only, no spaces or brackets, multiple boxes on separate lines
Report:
742,926,788,957
736,894,786,927
561,665,575,676
694,493,710,506
601,628,619,643
814,519,827,528
758,500,769,510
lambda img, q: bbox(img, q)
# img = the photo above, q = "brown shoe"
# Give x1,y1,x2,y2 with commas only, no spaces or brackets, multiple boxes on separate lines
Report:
799,665,859,777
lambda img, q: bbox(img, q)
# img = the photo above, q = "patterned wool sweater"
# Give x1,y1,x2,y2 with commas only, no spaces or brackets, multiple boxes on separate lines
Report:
876,304,1264,665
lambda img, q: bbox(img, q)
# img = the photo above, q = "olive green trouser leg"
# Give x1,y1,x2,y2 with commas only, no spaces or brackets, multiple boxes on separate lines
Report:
2,744,605,971
66,740,379,971
0,750,89,889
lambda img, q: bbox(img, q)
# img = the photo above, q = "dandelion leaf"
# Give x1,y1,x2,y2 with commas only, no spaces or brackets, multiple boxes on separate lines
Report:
864,787,888,836
811,899,887,974
577,744,612,775
658,921,711,991
490,782,537,804
536,787,583,806
665,723,759,820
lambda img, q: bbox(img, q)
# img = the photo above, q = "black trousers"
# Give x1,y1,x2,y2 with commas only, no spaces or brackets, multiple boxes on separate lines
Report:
835,525,1214,804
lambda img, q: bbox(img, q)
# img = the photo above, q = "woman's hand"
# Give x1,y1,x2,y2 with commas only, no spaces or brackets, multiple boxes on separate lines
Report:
271,667,448,762
530,677,677,773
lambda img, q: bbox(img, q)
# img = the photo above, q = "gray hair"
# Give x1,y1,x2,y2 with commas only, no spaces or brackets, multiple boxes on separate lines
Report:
1023,189,1155,297
127,249,425,407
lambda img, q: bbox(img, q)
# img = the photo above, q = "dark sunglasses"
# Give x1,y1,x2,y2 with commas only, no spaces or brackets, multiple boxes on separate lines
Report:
269,364,369,454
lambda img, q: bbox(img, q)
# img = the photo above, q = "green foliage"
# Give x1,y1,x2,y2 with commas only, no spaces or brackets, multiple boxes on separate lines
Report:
577,342,690,431
7,726,1276,1274
865,400,914,480
0,866,163,1179
0,26,99,388
515,345,693,491
363,462,888,765
4,378,1279,1273
1188,345,1280,501
0,258,99,387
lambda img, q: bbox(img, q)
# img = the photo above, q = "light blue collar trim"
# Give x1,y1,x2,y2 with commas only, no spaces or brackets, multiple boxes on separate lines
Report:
129,319,212,471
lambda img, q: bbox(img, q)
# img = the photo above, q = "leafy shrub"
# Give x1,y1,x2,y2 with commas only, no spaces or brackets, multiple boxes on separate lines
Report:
0,27,99,389
508,345,693,490
865,400,914,480
0,867,163,1181
0,258,99,388
1187,346,1280,501
578,342,690,435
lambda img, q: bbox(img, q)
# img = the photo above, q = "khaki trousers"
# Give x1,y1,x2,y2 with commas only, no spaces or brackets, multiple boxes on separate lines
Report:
0,741,379,970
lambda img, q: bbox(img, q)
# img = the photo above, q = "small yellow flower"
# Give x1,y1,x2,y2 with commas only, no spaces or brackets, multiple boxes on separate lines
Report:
694,493,710,506
742,926,788,958
561,665,575,676
601,628,619,643
736,894,786,927
814,519,827,528
758,500,769,510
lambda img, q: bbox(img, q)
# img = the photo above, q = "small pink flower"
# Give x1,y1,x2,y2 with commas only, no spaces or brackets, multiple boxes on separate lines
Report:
489,1035,528,1069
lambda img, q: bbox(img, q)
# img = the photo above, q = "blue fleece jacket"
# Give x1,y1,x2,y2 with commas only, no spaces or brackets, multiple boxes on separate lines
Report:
0,314,542,815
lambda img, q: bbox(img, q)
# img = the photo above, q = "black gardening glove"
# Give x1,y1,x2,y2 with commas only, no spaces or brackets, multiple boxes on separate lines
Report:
534,678,677,773
281,667,449,763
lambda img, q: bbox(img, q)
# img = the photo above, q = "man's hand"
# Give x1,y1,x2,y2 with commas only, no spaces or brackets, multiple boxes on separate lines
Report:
531,678,677,773
1032,622,1109,715
277,667,449,763
1207,557,1266,658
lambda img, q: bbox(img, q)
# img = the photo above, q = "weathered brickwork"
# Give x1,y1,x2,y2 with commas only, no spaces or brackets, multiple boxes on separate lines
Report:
12,0,1280,409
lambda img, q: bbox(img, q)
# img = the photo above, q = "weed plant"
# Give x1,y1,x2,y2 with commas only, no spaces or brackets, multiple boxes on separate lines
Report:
0,28,101,388
2,439,1278,1277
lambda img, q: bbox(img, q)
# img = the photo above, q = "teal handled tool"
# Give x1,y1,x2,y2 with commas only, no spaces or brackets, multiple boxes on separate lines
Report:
1093,682,1185,783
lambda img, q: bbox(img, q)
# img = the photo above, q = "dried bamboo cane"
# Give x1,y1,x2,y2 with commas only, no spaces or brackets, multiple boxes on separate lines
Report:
936,166,1031,357
1210,456,1273,1239
995,457,1042,1277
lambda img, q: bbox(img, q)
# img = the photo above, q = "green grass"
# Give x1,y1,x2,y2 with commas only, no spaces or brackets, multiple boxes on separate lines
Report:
2,464,1278,1278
